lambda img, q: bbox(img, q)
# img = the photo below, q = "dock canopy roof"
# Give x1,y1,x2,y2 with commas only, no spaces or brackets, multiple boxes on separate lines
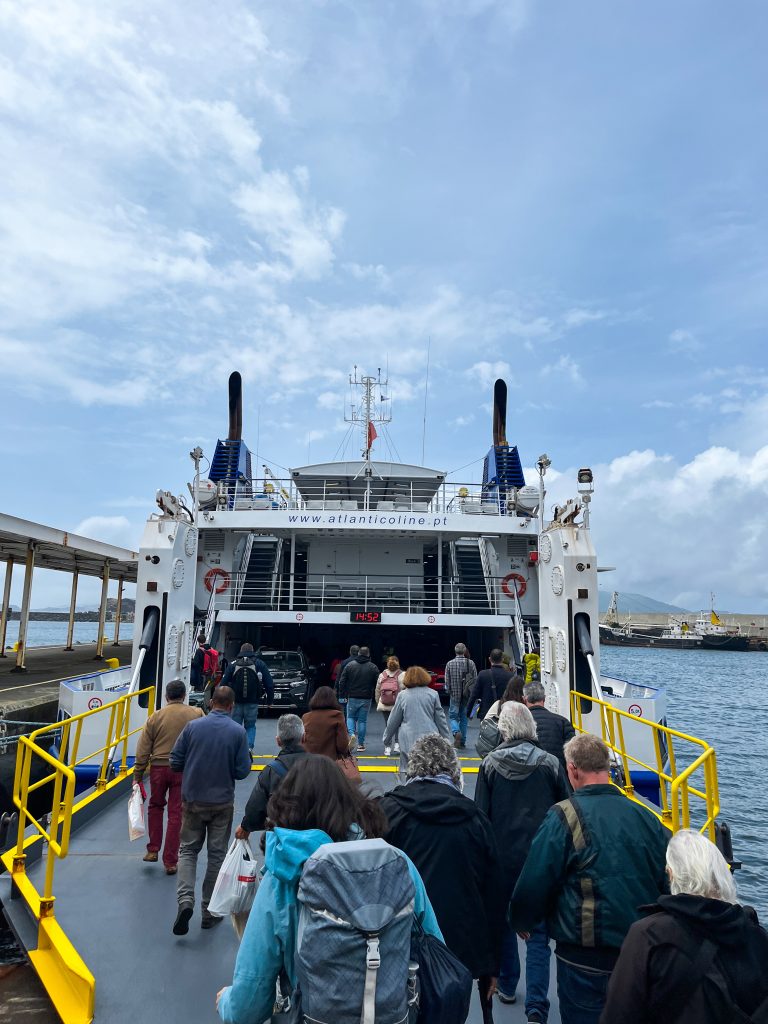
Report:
0,513,138,580
291,460,446,505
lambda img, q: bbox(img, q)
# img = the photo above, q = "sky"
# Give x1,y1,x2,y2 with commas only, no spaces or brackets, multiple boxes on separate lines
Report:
0,0,767,612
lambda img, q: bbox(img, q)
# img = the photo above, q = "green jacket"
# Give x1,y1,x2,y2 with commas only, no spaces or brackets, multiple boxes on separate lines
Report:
509,784,669,959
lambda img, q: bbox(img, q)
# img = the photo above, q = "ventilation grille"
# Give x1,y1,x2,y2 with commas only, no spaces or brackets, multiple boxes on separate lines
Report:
204,530,226,551
507,537,529,557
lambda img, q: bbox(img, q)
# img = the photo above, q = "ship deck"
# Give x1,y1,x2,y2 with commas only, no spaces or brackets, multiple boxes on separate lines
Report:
2,713,561,1024
0,644,131,716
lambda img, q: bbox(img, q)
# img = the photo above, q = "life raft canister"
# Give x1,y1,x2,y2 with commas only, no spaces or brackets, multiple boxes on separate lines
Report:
501,572,527,599
204,567,230,594
523,652,541,682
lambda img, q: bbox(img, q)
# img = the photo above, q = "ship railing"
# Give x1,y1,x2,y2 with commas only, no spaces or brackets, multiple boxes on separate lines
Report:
227,572,519,615
2,686,154,1023
570,691,720,839
207,477,536,518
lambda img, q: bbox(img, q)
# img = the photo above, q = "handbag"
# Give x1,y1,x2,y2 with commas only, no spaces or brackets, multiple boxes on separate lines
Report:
411,919,473,1024
476,713,502,758
336,753,362,784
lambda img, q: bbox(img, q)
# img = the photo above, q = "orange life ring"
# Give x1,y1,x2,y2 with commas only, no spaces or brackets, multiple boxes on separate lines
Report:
204,568,230,594
501,573,527,599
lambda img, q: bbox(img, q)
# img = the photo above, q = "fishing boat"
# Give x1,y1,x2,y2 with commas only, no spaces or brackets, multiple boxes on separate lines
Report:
0,373,732,1024
599,592,748,652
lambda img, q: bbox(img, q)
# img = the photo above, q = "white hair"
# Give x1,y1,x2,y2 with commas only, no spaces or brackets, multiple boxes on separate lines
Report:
277,714,304,746
666,829,738,904
498,701,537,742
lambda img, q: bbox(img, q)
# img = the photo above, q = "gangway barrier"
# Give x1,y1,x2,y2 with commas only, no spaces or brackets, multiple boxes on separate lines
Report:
570,690,720,839
1,686,153,1024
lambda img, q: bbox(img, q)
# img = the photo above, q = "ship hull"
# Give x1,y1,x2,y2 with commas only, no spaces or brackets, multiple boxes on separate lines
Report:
599,627,700,649
701,634,750,652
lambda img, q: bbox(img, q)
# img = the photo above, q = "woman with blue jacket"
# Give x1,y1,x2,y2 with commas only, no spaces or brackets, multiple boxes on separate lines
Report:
216,753,443,1024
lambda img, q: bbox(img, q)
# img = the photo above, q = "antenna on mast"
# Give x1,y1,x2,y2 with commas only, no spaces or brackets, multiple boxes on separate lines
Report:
346,368,391,461
421,336,431,465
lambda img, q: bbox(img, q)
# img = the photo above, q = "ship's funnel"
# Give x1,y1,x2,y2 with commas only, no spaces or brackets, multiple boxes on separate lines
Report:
227,371,243,441
493,378,507,447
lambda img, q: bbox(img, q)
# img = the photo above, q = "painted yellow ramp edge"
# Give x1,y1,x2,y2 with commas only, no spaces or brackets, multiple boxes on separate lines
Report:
31,916,95,1024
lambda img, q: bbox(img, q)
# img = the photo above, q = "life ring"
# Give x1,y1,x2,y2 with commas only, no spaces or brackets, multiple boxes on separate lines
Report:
204,568,230,594
501,573,527,599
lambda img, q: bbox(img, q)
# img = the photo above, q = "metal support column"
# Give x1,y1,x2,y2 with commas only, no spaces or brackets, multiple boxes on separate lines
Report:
64,570,79,651
11,545,35,673
112,578,123,646
94,561,110,660
437,534,443,613
0,557,13,657
288,533,296,611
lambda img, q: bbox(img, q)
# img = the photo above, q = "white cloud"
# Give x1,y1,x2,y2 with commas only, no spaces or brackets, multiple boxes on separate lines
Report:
562,308,606,328
466,361,512,388
540,354,584,385
669,328,702,355
642,399,675,409
74,515,135,547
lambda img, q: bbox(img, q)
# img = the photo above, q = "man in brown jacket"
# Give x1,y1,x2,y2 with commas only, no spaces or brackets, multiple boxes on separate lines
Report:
134,679,203,874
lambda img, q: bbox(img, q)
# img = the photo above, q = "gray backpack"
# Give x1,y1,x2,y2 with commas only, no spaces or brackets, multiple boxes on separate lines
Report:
288,838,418,1024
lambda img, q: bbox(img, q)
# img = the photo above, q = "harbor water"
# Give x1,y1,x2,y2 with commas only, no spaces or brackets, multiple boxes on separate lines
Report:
601,645,768,916
2,620,134,649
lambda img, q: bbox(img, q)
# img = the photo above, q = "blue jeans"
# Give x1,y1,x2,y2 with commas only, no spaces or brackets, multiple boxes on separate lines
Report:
498,922,551,1020
556,956,611,1024
232,702,259,750
448,699,467,744
346,698,370,745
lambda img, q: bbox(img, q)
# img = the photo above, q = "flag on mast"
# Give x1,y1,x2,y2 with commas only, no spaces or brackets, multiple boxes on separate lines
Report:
367,421,378,449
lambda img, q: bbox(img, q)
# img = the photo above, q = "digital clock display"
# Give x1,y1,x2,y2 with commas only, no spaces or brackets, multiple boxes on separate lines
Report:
350,609,383,623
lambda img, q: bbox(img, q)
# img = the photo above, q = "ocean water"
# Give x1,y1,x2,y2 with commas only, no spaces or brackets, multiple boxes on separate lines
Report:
600,645,768,916
2,619,134,648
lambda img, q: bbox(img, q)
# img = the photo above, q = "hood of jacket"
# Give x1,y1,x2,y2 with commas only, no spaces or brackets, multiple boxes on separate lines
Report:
264,826,332,884
485,738,553,781
354,655,371,665
383,779,479,828
650,893,760,948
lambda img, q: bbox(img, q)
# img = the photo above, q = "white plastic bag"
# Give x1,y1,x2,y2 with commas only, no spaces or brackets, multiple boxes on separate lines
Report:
128,783,145,841
207,838,259,917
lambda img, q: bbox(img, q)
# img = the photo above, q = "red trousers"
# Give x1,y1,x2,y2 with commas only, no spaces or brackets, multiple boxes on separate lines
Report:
147,765,183,867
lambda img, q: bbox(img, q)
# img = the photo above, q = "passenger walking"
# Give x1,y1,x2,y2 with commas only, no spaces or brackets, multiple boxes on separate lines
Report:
485,674,525,719
382,666,451,773
302,686,351,760
524,680,575,774
169,685,251,935
337,645,379,751
333,644,359,688
444,642,477,749
475,701,569,1021
382,734,505,1017
468,648,512,718
215,754,443,1024
235,715,309,839
220,643,274,753
375,655,405,756
133,679,203,873
190,635,208,691
600,829,768,1024
509,733,669,1024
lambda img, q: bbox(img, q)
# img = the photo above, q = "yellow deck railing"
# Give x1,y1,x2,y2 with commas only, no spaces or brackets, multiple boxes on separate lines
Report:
2,686,153,1024
570,690,720,839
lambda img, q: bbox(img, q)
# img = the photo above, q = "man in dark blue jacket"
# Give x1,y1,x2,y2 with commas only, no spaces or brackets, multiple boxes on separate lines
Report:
170,685,251,935
468,648,513,718
221,642,274,753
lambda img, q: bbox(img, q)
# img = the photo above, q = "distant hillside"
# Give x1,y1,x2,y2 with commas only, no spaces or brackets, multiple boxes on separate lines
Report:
598,590,686,615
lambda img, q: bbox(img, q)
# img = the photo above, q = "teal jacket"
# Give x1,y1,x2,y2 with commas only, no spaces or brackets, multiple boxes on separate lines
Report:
217,827,443,1024
509,784,669,959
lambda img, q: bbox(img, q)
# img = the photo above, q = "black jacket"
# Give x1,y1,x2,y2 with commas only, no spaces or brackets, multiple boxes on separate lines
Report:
240,742,309,833
469,665,512,718
338,655,379,700
529,704,575,772
600,894,768,1024
475,738,569,897
381,780,505,977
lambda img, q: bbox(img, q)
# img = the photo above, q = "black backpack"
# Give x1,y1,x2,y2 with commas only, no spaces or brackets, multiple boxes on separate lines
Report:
231,657,263,704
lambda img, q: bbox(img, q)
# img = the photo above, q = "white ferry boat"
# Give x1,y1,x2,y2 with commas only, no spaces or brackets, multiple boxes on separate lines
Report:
1,370,731,1024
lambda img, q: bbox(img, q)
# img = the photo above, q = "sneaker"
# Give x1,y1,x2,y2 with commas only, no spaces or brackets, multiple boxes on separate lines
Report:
384,746,391,757
527,1015,545,1023
201,913,223,930
143,851,158,862
393,742,400,753
173,904,193,936
357,744,366,752
453,732,462,748
349,733,357,752
497,990,516,1005
164,865,177,875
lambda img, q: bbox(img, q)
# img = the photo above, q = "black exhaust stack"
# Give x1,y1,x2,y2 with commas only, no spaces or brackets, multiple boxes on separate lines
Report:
227,371,243,441
493,378,508,447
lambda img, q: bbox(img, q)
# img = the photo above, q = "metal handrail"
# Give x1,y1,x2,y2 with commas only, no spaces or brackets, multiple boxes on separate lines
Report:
570,690,720,839
234,533,254,608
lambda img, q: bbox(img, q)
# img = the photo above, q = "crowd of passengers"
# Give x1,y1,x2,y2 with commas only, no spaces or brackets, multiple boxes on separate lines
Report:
133,642,768,1024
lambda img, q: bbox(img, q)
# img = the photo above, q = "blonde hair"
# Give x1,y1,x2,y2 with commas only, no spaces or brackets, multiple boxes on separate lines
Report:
403,666,431,688
386,656,400,672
